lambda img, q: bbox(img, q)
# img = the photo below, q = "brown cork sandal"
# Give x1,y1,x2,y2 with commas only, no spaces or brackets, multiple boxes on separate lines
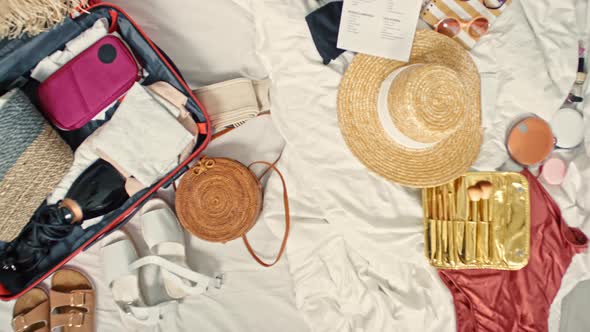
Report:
12,287,50,332
50,269,95,332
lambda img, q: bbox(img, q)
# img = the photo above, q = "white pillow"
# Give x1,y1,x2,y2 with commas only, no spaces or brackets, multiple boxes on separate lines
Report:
109,0,268,88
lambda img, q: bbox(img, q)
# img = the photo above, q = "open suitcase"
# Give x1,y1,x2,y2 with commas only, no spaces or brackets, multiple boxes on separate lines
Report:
0,1,210,300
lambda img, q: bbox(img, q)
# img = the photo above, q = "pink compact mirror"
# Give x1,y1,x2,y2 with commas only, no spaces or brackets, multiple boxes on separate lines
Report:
540,157,566,185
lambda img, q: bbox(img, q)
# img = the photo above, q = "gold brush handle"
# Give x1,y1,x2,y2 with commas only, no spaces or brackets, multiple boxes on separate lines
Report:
429,219,437,261
483,200,489,222
436,192,443,264
430,188,438,262
477,199,490,264
447,191,456,266
455,178,468,263
422,188,432,259
489,197,497,263
465,201,477,263
465,222,477,263
489,197,493,222
441,192,448,263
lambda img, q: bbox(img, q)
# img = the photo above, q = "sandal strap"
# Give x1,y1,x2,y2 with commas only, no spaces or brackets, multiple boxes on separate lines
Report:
129,255,219,293
50,289,94,311
12,300,49,332
141,206,184,252
50,311,87,329
102,238,139,286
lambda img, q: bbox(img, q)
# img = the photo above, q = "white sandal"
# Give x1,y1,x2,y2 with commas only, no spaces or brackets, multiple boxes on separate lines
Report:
100,230,186,329
102,230,144,311
132,198,222,301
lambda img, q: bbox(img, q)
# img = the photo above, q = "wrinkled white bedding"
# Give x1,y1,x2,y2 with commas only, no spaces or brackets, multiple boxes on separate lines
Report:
2,0,590,331
252,0,590,331
0,1,309,331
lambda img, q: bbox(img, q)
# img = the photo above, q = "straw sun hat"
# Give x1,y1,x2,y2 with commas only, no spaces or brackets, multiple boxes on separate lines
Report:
337,30,483,188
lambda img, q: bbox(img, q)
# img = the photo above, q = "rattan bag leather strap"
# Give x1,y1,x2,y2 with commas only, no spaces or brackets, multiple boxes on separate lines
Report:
175,111,289,267
243,160,290,267
175,156,290,267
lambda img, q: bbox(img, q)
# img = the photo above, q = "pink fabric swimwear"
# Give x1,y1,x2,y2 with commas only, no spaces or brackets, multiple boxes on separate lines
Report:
439,170,587,332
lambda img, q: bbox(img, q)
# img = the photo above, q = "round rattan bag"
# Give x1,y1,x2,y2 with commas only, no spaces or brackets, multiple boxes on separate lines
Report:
175,157,289,267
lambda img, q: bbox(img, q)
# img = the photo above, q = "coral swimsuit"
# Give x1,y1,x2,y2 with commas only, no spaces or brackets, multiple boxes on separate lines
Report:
439,170,587,332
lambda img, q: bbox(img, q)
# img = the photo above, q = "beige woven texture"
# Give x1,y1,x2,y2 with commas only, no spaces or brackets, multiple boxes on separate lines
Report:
175,158,262,243
337,30,482,188
0,0,88,39
0,124,73,242
388,64,467,143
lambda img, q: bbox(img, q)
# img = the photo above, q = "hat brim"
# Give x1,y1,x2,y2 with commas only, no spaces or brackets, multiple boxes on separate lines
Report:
337,30,483,188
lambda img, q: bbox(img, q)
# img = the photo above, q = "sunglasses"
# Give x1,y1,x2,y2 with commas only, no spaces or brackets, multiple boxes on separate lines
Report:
435,17,490,40
434,0,507,41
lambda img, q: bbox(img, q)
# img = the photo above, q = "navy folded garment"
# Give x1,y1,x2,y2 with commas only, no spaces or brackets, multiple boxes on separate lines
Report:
305,1,345,65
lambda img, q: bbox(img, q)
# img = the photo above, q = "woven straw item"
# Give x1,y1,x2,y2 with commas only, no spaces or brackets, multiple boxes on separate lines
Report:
0,0,88,39
175,157,262,242
337,30,482,188
388,64,467,143
0,124,73,241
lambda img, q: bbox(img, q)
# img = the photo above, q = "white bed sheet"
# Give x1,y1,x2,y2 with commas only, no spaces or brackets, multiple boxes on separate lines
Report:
107,0,268,88
251,0,590,331
3,0,590,331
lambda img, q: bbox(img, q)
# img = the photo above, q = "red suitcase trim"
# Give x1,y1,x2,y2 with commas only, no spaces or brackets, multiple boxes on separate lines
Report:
0,2,211,300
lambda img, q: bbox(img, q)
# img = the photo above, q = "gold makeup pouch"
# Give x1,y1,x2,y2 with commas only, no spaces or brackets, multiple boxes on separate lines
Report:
422,172,530,270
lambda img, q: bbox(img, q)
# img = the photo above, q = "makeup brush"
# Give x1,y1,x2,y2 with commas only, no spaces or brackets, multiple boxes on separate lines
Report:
429,188,437,261
436,191,444,263
476,181,493,264
448,190,456,220
465,185,481,263
478,181,493,222
441,189,448,263
467,186,482,222
453,178,466,262
446,184,456,265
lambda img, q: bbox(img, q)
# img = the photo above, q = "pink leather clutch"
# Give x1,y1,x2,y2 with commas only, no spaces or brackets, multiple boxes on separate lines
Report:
38,35,139,130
